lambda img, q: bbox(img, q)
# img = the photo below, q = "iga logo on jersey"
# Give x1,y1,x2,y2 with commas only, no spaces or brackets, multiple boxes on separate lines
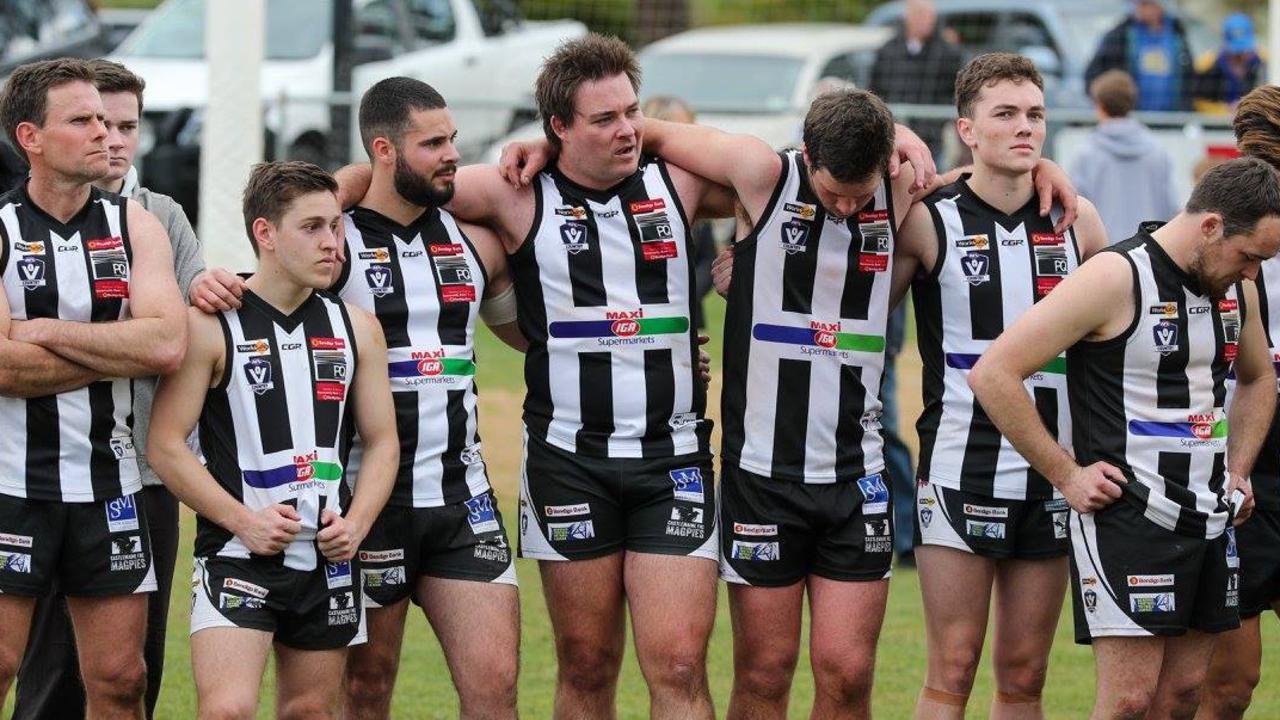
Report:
464,495,501,534
780,220,810,254
560,221,589,254
365,265,394,298
856,474,889,514
16,256,45,290
1153,319,1179,355
671,467,706,503
105,495,139,532
961,251,990,285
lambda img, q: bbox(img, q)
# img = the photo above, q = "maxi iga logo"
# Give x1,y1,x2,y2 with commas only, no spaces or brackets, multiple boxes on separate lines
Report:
387,349,476,387
15,255,45,290
1153,319,1179,355
548,309,689,348
857,474,890,515
86,237,130,299
243,450,343,492
464,494,501,535
752,320,885,358
311,337,348,401
1128,414,1227,448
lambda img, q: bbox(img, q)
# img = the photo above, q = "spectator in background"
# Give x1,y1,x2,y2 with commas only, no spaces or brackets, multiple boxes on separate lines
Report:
1193,13,1265,114
869,0,963,158
1086,0,1194,112
1070,69,1178,241
642,95,716,329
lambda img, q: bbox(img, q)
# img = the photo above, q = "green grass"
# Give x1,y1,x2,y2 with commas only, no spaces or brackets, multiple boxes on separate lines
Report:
6,294,1280,716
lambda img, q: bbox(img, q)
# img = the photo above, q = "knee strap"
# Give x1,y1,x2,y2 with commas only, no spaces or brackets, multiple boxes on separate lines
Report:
922,687,969,707
995,690,1041,704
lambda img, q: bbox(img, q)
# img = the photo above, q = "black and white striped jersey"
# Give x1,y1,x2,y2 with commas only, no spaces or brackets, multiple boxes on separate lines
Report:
334,206,490,508
0,185,140,502
1240,256,1280,508
720,150,895,482
510,157,709,458
197,290,358,571
914,180,1081,500
1068,232,1239,539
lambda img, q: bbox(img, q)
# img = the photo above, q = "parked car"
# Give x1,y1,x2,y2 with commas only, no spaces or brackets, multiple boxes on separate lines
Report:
114,0,584,223
1,0,110,78
865,0,1217,109
484,22,895,161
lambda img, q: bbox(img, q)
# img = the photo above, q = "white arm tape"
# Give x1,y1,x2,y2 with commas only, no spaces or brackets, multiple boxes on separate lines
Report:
479,284,518,327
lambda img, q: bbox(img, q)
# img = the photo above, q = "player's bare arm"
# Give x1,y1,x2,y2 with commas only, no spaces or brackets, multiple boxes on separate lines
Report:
148,307,302,555
0,274,101,397
11,200,186,377
318,306,398,563
1072,197,1110,259
890,198,940,310
1223,279,1274,523
464,220,528,352
968,252,1136,512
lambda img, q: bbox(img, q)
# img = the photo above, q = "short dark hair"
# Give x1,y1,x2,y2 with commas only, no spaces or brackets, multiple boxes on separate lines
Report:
88,59,145,115
1185,157,1280,239
357,76,447,158
535,34,640,150
0,58,98,160
802,88,895,184
242,161,338,257
954,52,1044,118
1090,69,1136,118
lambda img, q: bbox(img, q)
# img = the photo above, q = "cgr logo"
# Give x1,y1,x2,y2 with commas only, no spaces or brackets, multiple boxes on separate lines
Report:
814,330,837,348
611,319,640,337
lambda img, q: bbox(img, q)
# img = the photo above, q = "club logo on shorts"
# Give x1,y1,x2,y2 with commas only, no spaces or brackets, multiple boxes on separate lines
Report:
109,534,147,572
105,495,139,532
0,550,31,573
1129,592,1175,613
965,520,1006,539
473,535,511,563
1153,319,1179,355
560,221,590,254
864,518,892,552
1052,512,1067,539
1083,588,1098,613
856,474,889,515
464,495,501,534
670,468,705,503
666,506,705,539
219,593,266,610
920,507,933,528
365,264,395,298
1227,572,1240,607
549,520,594,542
325,561,353,590
16,255,46,290
243,356,274,395
362,566,406,589
328,591,359,626
1226,527,1239,569
780,220,810,254
730,540,780,561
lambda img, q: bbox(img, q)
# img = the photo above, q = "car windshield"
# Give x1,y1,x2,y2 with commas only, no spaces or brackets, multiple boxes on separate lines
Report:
641,52,805,113
116,0,330,60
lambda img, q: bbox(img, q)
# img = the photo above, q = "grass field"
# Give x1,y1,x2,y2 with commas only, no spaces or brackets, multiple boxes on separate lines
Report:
6,294,1280,717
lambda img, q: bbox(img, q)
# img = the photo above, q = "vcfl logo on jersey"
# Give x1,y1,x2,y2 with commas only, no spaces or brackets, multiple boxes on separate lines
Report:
1153,319,1180,355
364,265,394,298
243,357,274,395
15,256,46,290
560,221,590,254
780,220,810,255
961,251,990,285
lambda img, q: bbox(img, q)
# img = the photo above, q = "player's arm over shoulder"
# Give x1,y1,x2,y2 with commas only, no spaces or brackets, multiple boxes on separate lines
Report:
460,220,528,352
1071,197,1110,259
645,118,782,226
890,198,939,309
450,164,534,248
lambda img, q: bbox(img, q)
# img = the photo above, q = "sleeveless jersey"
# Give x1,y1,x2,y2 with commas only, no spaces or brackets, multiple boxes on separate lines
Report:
1231,255,1280,509
721,150,895,482
197,290,358,571
1068,233,1238,539
510,157,709,458
914,179,1080,500
335,206,489,508
0,185,139,502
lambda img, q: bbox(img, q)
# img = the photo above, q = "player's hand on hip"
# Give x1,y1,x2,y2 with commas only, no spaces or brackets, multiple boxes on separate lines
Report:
190,267,245,314
1228,472,1255,526
237,503,302,555
317,508,359,562
1063,461,1126,513
711,245,734,298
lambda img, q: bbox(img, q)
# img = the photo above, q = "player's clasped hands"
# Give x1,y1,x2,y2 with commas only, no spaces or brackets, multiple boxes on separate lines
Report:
317,508,363,563
1062,462,1127,513
237,503,303,556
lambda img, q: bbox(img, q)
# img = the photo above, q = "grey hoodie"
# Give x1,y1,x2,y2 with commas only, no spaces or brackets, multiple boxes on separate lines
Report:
1069,118,1179,244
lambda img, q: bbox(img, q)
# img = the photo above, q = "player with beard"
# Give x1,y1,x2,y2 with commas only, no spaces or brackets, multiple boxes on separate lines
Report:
970,157,1280,718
